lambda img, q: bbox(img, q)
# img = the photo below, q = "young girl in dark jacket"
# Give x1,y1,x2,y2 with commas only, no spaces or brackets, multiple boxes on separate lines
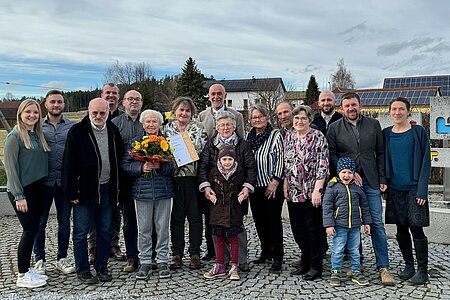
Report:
203,144,246,281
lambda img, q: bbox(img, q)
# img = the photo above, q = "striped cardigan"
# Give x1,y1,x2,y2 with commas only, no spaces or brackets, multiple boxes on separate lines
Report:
249,129,284,187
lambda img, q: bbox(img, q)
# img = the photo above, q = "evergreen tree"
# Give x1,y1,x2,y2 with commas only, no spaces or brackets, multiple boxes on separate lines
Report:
305,75,320,105
175,57,208,111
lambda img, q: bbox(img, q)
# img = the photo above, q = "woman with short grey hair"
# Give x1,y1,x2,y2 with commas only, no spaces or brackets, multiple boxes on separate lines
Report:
215,112,237,131
292,105,314,122
122,109,174,280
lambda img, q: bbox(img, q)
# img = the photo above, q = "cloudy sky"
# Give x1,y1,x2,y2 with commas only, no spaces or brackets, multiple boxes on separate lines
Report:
1,0,450,98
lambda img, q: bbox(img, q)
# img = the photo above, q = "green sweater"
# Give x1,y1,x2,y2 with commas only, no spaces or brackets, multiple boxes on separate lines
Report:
4,129,48,200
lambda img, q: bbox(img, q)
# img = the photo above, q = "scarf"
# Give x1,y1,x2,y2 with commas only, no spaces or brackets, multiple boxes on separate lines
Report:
217,161,238,181
215,132,238,148
247,123,273,151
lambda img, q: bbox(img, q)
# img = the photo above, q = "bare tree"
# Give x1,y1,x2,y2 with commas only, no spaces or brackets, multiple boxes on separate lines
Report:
331,58,355,90
104,61,153,87
251,78,286,126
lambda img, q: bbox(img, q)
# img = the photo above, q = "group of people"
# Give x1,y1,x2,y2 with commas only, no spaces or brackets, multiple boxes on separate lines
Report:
4,82,431,289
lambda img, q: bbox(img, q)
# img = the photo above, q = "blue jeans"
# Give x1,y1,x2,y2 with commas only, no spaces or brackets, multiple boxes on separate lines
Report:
34,184,72,261
331,226,361,272
362,176,390,268
73,183,112,273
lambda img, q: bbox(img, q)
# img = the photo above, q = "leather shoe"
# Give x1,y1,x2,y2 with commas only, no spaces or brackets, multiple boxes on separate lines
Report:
96,266,112,282
110,246,126,261
170,255,182,269
88,248,95,265
123,259,139,272
269,261,282,274
201,251,215,261
302,269,322,281
291,265,309,276
189,255,202,269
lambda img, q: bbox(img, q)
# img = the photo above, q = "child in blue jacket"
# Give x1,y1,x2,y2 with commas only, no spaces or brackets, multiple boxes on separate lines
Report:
323,156,372,287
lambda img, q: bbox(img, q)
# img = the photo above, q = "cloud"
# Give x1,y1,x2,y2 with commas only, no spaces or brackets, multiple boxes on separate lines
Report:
423,42,450,54
377,37,442,56
40,81,68,90
339,22,368,35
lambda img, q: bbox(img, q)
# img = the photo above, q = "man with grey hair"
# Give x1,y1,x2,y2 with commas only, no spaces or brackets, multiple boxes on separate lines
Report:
88,83,126,264
198,83,245,139
62,98,124,284
111,90,145,272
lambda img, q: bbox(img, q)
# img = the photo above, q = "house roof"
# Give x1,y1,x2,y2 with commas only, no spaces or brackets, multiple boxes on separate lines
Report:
204,77,286,93
0,101,21,120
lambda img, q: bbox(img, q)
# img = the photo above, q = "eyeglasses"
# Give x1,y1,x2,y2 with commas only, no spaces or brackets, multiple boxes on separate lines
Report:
125,97,142,102
218,123,234,128
251,115,266,121
295,117,310,123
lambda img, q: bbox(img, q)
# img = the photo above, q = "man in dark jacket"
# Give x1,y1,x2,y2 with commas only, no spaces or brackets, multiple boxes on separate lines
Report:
312,91,343,136
62,98,124,284
326,92,395,286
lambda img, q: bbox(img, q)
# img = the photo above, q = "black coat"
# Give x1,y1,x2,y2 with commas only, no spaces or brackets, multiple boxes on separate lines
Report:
209,166,245,227
198,134,257,192
62,115,124,206
327,115,386,189
312,111,343,136
198,134,257,214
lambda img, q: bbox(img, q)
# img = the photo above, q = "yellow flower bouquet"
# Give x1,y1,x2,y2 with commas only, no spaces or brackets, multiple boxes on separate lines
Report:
128,135,173,177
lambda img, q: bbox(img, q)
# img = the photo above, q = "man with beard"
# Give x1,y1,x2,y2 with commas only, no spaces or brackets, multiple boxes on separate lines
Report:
62,98,124,283
88,83,126,263
312,91,343,136
276,101,294,137
33,90,76,275
327,92,395,286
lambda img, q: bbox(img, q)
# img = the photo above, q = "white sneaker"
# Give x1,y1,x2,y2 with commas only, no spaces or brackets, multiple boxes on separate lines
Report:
16,270,47,288
34,259,46,275
29,268,48,280
56,258,76,274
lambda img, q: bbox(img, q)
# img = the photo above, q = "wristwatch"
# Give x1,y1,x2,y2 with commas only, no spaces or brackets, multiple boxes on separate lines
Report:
314,187,324,194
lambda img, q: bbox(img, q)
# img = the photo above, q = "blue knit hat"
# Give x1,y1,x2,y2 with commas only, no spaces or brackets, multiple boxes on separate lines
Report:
337,156,356,174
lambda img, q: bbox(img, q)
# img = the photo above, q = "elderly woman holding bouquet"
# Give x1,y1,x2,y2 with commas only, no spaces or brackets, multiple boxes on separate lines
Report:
122,109,174,280
164,97,208,269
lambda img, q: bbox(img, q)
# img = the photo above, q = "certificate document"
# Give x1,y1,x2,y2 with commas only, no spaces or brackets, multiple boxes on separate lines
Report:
167,132,199,167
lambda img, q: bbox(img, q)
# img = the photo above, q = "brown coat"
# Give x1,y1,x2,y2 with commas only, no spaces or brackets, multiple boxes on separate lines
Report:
208,166,245,227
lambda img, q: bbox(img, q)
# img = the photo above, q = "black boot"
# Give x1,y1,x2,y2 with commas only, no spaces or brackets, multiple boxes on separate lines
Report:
409,238,429,285
396,234,415,280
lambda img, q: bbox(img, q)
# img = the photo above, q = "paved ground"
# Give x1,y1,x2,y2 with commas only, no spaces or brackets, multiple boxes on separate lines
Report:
0,215,449,300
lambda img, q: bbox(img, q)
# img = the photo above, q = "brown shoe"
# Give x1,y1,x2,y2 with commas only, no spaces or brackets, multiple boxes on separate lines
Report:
88,248,95,265
170,255,182,269
380,268,396,286
123,259,139,272
110,246,126,261
189,255,202,269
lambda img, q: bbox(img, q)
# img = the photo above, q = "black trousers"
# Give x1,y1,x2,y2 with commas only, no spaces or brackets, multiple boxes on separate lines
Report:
9,178,45,273
249,185,284,262
171,177,202,257
288,200,323,271
121,194,139,260
201,194,215,254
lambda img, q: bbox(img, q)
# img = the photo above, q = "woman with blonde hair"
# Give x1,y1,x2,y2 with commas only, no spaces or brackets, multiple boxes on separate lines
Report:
4,99,50,288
